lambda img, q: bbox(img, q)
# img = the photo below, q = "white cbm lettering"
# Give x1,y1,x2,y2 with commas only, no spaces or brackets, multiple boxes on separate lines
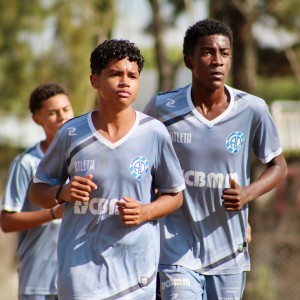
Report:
74,198,119,215
184,170,206,187
184,170,238,188
207,173,224,188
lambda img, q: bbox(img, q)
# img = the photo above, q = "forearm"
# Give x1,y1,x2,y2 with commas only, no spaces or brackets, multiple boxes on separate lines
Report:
246,154,287,203
142,192,183,221
0,209,55,233
29,182,60,208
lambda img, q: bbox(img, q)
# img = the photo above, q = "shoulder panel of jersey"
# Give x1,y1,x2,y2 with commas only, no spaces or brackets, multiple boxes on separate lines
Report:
154,84,192,127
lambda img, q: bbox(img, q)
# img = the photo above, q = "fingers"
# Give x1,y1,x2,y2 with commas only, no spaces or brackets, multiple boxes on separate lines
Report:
230,178,237,189
222,180,243,211
69,174,97,202
116,197,142,225
222,199,242,211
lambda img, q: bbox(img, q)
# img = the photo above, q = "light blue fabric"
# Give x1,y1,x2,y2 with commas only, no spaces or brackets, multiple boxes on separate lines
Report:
34,111,185,299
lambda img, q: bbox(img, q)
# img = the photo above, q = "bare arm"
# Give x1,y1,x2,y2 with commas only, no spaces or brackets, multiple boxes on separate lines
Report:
222,153,287,211
116,191,183,226
29,174,97,209
0,205,64,233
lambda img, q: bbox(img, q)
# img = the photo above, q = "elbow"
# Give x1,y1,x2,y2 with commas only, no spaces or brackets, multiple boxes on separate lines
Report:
1,225,12,233
278,156,288,183
176,191,184,210
28,182,38,206
283,162,288,180
0,216,13,233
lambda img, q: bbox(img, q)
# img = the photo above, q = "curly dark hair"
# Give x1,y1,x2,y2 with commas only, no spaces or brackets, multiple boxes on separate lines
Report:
90,39,145,75
183,18,233,56
29,82,69,114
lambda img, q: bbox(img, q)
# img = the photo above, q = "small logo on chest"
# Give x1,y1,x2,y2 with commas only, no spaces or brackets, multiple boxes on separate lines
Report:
225,131,244,153
129,156,149,180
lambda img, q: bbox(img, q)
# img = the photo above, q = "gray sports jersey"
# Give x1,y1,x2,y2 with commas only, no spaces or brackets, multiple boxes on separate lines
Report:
1,143,60,295
34,111,185,299
144,84,282,275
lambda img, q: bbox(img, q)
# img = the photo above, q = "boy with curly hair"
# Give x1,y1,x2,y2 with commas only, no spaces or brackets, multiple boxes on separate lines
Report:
29,39,185,300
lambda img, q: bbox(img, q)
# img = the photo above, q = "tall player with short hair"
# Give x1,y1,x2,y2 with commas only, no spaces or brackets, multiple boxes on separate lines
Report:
1,82,74,300
144,19,287,299
29,39,185,300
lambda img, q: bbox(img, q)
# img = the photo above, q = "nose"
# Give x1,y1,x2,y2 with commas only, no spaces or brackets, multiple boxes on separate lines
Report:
212,52,223,65
119,75,130,87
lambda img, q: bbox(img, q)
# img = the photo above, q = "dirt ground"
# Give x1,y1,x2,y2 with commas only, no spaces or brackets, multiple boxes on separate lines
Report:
0,231,18,299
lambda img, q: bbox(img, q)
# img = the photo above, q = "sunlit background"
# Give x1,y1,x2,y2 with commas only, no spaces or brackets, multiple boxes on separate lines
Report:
0,1,299,299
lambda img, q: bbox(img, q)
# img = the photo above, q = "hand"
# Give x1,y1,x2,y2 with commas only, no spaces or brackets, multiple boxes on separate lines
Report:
62,174,97,202
221,179,248,211
116,197,146,226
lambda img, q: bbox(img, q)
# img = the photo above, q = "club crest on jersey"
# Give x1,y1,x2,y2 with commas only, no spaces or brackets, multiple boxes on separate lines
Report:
225,131,244,153
129,156,149,180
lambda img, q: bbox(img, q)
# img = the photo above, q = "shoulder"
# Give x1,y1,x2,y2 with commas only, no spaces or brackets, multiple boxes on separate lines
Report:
144,85,191,119
229,86,269,114
153,85,189,104
57,113,89,137
7,144,40,175
16,144,41,165
138,112,170,137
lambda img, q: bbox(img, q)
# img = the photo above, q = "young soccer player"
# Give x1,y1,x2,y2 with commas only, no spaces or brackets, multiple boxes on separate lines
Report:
144,19,287,299
28,39,185,300
0,82,74,300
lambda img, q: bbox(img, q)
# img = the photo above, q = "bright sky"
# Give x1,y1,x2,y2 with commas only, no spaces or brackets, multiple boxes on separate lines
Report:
113,0,208,48
114,0,296,50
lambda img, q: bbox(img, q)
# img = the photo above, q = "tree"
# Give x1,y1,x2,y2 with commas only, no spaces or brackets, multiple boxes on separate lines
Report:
0,0,48,113
209,0,300,93
0,0,116,115
146,0,186,92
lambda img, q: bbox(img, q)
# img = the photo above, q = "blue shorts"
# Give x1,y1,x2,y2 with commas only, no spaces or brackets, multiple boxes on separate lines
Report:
159,265,246,300
159,265,205,300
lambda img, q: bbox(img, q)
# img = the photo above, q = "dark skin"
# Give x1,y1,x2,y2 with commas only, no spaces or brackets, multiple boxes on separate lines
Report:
184,34,287,211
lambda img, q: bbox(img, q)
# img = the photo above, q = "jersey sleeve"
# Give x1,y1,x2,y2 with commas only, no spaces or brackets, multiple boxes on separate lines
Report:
34,131,69,186
252,102,282,163
1,155,32,212
153,124,186,193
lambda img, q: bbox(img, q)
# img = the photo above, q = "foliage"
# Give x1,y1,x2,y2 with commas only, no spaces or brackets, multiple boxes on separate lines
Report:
255,76,300,104
0,0,116,116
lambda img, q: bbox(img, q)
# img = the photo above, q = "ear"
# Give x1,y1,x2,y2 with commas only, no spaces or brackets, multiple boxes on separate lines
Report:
90,74,99,89
32,113,42,126
184,55,193,70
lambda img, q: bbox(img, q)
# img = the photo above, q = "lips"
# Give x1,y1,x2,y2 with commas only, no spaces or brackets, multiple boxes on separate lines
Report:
210,72,223,79
117,90,131,97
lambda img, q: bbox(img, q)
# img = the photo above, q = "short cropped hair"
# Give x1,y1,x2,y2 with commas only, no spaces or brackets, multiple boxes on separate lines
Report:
29,82,69,114
90,39,145,75
183,19,233,56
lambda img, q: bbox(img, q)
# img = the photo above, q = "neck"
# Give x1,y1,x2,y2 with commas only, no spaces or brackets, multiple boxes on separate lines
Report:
93,108,136,142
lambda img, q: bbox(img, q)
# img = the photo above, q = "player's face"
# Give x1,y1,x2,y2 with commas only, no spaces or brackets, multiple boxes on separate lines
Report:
33,94,74,140
185,34,231,91
90,57,140,110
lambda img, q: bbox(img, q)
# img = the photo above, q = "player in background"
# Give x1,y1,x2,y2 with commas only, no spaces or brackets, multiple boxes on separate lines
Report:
1,82,74,300
28,39,185,300
144,19,287,300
